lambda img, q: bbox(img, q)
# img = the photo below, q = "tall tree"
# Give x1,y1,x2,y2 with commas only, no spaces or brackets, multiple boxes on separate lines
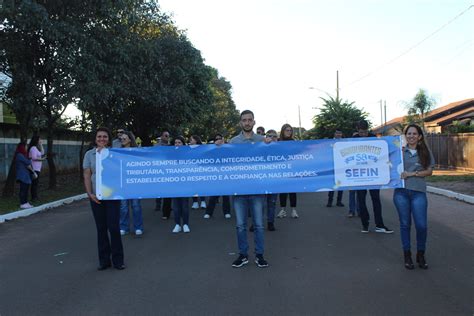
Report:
305,95,368,139
404,89,436,129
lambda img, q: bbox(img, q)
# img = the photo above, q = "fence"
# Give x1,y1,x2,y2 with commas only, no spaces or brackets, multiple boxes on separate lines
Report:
426,133,474,171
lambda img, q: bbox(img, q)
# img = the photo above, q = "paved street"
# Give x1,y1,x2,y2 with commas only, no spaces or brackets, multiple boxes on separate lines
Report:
0,190,473,315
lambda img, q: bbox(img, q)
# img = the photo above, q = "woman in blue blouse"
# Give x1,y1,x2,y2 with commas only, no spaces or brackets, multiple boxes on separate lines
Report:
15,142,38,209
394,124,434,270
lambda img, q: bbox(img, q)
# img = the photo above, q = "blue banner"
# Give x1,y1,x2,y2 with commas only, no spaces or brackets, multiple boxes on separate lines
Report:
96,136,404,200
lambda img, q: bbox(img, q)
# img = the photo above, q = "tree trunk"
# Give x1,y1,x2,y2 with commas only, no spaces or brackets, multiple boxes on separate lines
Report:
2,158,16,197
47,133,57,189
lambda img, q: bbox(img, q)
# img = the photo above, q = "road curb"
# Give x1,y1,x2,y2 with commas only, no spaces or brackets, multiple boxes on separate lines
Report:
427,186,474,204
0,193,88,224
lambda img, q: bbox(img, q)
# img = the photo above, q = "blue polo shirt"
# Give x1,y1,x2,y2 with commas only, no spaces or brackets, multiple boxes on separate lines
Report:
230,131,264,144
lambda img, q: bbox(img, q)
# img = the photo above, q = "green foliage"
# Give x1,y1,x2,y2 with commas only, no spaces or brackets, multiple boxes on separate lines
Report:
305,96,369,139
446,121,474,133
404,89,435,129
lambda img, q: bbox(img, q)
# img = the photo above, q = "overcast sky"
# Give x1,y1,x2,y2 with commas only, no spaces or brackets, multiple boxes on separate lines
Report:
157,0,474,131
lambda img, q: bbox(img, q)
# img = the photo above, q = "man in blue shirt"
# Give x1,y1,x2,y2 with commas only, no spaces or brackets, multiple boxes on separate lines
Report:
229,110,269,268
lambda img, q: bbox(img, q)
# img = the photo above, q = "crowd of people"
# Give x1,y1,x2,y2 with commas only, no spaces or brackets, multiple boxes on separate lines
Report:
78,110,434,271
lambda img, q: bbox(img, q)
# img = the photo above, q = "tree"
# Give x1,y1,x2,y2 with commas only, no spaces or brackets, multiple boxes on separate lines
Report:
404,89,435,129
305,95,368,139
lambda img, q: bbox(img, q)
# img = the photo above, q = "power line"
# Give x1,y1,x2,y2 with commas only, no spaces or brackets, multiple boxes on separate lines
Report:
345,4,474,88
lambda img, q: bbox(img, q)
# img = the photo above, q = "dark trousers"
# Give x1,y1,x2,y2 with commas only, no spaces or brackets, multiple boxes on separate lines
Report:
280,193,297,208
19,181,30,204
31,171,40,200
172,198,190,225
327,190,343,204
206,196,230,216
155,198,172,218
357,189,384,228
90,200,124,267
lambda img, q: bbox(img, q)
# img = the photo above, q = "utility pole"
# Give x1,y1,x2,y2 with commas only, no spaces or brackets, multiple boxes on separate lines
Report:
384,100,387,134
298,105,302,138
380,100,383,127
336,70,339,99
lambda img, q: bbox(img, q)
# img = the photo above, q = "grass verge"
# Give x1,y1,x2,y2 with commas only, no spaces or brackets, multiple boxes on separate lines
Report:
0,173,84,215
426,175,474,182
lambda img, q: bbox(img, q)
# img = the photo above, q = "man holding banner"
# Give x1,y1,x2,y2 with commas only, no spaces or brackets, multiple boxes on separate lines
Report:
230,110,269,268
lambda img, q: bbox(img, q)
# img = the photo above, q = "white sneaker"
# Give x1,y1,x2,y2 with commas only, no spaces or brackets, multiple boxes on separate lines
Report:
20,203,32,209
26,202,34,208
225,213,231,219
172,224,182,233
200,201,207,209
183,224,190,233
277,209,287,218
291,209,299,218
120,230,128,236
203,214,211,219
191,202,199,209
135,229,143,236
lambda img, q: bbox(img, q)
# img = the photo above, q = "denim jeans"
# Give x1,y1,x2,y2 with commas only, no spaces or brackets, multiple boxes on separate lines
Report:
233,195,265,256
31,171,40,200
348,190,358,214
90,200,124,267
266,194,277,223
206,196,230,216
172,198,190,225
393,188,428,251
19,181,30,204
357,189,384,227
120,199,143,232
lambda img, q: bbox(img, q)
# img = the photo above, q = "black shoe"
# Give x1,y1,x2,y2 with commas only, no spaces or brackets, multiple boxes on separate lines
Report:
267,222,275,231
375,226,394,234
114,264,126,270
416,251,428,269
97,263,111,271
232,254,249,268
361,225,369,233
326,203,332,207
404,251,414,270
255,254,269,268
249,225,254,232
336,202,345,207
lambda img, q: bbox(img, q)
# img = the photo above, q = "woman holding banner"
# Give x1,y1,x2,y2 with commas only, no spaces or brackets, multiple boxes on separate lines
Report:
172,136,191,233
394,124,434,270
277,124,299,219
83,127,125,270
189,135,207,210
119,131,144,236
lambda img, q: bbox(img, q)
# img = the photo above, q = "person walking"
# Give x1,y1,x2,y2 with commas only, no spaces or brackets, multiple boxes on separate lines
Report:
189,135,207,209
393,124,434,270
27,135,45,201
327,130,345,208
230,110,269,268
276,124,299,219
83,127,125,270
15,142,37,209
171,136,191,233
354,120,393,234
154,130,172,219
119,131,144,236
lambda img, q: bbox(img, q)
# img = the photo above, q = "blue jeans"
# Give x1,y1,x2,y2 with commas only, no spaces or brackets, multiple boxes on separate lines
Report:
348,190,358,214
266,194,277,223
233,195,265,256
120,199,143,232
172,198,190,225
393,188,428,251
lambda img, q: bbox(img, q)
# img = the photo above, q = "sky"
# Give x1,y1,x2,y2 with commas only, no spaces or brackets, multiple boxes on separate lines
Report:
157,0,474,131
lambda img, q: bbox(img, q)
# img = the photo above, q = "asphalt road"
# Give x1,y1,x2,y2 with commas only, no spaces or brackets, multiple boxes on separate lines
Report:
0,191,473,316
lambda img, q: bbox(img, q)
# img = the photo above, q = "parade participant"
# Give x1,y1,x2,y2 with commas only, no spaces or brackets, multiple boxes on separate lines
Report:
394,124,434,270
119,131,144,236
277,124,299,219
230,110,269,268
256,126,265,135
83,127,125,270
189,135,207,209
112,128,125,148
354,120,393,234
154,130,172,219
171,136,191,233
327,130,344,207
264,129,278,231
27,135,45,201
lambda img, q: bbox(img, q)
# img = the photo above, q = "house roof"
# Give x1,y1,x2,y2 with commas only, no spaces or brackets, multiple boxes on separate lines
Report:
426,107,474,126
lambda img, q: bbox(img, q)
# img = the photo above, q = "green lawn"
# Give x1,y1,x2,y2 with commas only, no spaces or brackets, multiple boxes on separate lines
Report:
426,175,474,182
0,173,84,215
